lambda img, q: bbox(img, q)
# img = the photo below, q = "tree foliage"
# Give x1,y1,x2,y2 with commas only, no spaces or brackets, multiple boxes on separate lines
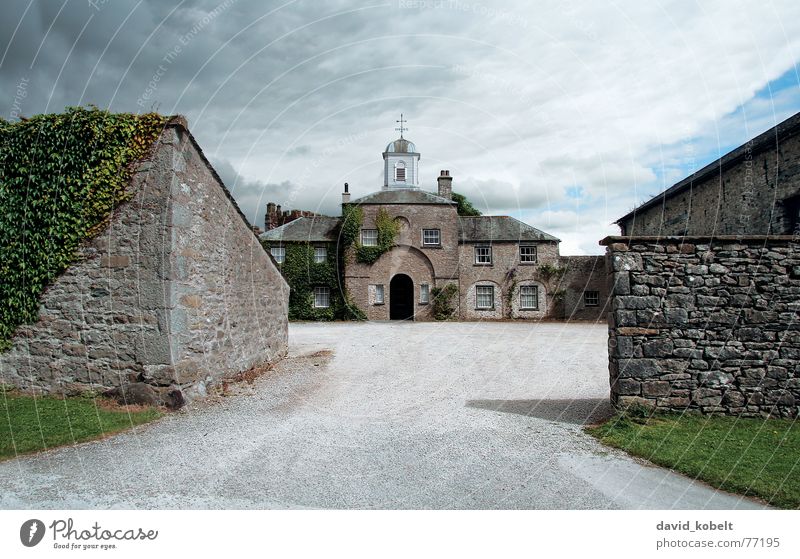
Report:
452,191,482,216
0,107,166,350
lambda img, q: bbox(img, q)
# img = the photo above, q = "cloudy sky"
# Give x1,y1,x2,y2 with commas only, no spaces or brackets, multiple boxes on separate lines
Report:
3,0,800,254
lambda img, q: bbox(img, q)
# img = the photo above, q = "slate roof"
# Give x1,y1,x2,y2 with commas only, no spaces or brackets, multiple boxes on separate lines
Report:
259,216,341,243
616,109,800,224
459,216,560,243
350,189,456,205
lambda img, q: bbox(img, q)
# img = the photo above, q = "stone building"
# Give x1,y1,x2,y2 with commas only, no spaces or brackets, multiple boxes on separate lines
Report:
261,130,607,321
616,110,800,236
0,117,289,403
604,110,800,416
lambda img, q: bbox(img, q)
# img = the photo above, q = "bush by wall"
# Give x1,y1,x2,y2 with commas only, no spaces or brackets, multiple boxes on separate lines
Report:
0,107,166,350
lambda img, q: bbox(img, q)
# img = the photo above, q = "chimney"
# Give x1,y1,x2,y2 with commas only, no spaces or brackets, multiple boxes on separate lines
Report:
342,182,351,204
265,202,277,230
437,170,452,200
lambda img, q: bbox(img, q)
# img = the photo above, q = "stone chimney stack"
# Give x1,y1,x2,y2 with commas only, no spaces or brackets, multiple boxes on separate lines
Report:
437,170,452,200
342,182,351,204
265,202,277,230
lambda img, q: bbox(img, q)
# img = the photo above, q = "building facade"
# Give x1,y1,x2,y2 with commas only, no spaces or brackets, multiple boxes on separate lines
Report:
261,132,608,321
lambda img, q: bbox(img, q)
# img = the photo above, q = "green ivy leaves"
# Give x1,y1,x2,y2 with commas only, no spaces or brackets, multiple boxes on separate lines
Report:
0,107,166,350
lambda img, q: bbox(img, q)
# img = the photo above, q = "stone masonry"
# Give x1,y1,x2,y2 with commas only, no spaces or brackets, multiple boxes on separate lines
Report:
0,119,289,402
602,235,800,417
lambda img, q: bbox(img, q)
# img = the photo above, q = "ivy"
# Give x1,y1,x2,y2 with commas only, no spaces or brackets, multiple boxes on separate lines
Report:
0,107,167,350
431,283,458,320
354,208,399,264
340,204,362,249
262,241,365,321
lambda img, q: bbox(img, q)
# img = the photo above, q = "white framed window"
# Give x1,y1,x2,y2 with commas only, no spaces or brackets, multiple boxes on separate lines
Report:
422,229,440,246
375,284,385,305
474,245,492,265
314,286,330,308
584,290,599,307
419,283,429,304
271,246,285,264
520,245,537,263
395,162,406,181
519,285,539,310
476,285,494,309
314,246,327,263
361,229,378,246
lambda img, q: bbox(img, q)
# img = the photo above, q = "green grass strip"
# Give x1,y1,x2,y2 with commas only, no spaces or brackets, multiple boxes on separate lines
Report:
0,390,161,461
587,412,800,509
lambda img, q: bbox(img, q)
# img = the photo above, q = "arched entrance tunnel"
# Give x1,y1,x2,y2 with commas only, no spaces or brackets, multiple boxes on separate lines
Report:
389,273,414,320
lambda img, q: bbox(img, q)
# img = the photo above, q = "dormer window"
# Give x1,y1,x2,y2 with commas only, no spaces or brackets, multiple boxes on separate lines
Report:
395,162,406,182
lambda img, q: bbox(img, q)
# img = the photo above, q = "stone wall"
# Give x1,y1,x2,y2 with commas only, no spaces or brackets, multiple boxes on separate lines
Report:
603,235,800,417
165,125,289,397
0,121,288,401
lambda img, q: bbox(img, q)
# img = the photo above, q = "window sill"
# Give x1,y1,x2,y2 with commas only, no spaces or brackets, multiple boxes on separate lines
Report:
473,263,493,267
418,302,429,306
519,308,540,311
475,307,495,311
422,244,442,249
519,262,538,265
374,302,385,306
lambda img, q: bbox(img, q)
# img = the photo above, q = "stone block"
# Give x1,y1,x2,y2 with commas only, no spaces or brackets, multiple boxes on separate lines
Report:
642,381,671,397
642,339,674,357
619,358,659,378
691,388,722,406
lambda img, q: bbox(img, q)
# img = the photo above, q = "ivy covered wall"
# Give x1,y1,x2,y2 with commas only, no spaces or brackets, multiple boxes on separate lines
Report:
261,240,364,321
0,107,166,350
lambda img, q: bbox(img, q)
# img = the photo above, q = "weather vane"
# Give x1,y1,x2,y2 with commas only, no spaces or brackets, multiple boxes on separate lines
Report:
395,113,408,138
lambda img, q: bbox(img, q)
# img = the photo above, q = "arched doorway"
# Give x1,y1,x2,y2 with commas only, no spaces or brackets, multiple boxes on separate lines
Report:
390,274,414,320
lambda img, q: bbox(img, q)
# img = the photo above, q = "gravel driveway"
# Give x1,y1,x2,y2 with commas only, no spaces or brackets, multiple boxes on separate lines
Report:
1,322,766,509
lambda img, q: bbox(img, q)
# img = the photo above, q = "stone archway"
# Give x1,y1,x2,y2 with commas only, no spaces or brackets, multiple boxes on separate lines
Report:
389,273,414,320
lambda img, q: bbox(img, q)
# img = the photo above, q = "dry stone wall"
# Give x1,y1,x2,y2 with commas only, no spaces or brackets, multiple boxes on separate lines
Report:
604,236,800,417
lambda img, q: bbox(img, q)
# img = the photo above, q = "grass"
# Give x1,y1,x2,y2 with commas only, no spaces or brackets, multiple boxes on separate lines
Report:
0,388,162,461
587,411,800,509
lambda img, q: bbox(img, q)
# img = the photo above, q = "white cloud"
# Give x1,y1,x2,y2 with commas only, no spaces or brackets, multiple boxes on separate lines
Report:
3,0,800,252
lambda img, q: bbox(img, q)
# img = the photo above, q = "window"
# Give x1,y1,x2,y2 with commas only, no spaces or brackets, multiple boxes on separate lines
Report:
519,245,537,263
785,195,800,235
476,285,494,309
422,229,441,246
395,162,406,181
314,246,327,263
271,246,285,264
375,284,384,305
519,285,539,310
419,283,429,304
474,245,492,265
361,229,378,246
584,290,599,307
314,287,330,308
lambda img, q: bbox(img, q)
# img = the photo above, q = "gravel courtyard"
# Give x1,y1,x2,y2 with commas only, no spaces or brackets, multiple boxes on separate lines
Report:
1,322,765,509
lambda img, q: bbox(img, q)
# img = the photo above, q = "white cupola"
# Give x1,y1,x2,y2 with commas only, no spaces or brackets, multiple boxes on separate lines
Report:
382,114,420,189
